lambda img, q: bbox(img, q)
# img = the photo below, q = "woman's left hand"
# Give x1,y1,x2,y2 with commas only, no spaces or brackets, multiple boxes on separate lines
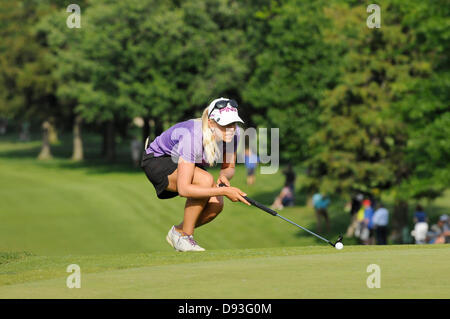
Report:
217,175,230,187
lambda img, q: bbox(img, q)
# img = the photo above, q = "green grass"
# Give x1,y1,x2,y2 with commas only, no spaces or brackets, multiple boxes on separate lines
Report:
0,134,348,255
1,245,449,298
1,134,449,298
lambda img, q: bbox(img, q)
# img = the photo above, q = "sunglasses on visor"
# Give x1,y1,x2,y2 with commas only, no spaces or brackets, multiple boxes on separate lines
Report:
208,99,238,118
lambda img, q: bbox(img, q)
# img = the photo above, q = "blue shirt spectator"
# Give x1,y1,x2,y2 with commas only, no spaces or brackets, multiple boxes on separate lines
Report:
364,207,375,229
313,193,330,210
244,153,258,170
318,197,330,209
312,193,322,209
373,207,389,227
414,211,427,223
414,205,427,223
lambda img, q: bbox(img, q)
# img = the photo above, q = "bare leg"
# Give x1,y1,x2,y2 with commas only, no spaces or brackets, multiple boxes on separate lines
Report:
179,197,210,235
177,196,224,230
166,166,216,236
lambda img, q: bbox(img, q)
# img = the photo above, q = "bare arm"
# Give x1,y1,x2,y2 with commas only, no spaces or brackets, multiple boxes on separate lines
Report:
176,158,224,198
219,151,236,182
177,157,250,205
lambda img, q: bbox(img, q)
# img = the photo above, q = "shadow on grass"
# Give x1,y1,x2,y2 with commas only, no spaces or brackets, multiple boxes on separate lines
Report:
0,146,42,159
0,134,142,175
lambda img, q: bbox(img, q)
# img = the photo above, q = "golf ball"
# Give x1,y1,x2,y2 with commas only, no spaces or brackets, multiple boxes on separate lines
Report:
335,242,344,250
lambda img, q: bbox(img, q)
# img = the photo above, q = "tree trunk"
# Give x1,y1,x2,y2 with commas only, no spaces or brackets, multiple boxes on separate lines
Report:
72,115,84,161
103,121,116,162
38,120,52,160
48,117,59,144
391,199,409,244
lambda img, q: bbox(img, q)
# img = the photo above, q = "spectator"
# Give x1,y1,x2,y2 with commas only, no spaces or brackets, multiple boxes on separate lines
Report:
363,199,375,245
354,203,366,241
411,222,429,244
282,164,296,188
270,164,296,210
352,193,364,216
411,204,429,244
244,147,258,185
271,181,295,210
346,193,363,237
427,214,450,244
312,192,331,233
131,137,142,167
373,203,389,245
413,204,428,224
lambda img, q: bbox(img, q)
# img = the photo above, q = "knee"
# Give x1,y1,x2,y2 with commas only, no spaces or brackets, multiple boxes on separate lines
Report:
198,172,214,188
209,196,224,215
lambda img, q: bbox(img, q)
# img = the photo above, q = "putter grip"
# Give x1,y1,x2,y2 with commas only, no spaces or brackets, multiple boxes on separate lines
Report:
218,183,278,216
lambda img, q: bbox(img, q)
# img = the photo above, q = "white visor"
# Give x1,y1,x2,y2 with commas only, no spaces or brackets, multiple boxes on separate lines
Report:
207,97,244,126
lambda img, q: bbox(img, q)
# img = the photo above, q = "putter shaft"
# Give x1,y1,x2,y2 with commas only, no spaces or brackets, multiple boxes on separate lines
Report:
219,183,339,247
243,193,335,246
276,214,334,246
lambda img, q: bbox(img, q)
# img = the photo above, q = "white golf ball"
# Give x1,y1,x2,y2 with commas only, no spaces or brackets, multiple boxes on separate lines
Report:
335,242,344,250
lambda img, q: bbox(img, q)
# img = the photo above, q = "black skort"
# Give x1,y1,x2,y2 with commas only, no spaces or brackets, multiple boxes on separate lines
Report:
140,151,207,199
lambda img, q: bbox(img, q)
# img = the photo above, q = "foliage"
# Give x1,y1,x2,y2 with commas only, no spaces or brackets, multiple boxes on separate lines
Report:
38,0,256,128
0,0,56,122
1,0,448,200
244,0,339,162
305,0,449,199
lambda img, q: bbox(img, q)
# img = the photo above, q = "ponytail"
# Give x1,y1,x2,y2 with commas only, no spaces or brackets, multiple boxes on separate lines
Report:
201,107,220,166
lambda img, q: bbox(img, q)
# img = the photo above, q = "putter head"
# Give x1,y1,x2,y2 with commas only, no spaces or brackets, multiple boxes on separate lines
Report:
334,235,343,246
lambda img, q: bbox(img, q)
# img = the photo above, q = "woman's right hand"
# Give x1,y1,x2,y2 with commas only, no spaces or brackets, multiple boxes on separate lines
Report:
222,186,251,206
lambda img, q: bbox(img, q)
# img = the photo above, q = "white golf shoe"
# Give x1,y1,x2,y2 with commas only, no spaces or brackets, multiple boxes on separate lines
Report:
166,226,181,249
166,226,205,252
174,234,205,252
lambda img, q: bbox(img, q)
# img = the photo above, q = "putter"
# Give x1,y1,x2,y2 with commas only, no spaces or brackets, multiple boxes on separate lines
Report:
219,184,343,248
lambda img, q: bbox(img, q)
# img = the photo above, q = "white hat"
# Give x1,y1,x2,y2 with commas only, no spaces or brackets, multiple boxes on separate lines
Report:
207,97,244,126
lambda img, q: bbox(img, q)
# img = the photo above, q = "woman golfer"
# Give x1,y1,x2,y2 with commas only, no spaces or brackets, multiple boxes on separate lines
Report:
141,98,250,252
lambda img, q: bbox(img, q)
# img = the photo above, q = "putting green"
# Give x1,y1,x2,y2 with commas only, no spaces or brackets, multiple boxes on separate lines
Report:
1,245,449,298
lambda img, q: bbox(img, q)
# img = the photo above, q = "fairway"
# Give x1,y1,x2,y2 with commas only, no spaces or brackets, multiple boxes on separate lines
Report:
0,139,339,255
1,245,449,298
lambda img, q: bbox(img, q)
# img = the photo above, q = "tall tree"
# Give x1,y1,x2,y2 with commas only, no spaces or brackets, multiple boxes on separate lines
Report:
243,0,339,162
306,0,449,241
40,0,256,161
0,0,58,153
393,0,450,200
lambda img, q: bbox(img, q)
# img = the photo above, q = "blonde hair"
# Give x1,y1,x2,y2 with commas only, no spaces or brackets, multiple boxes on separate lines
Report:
201,107,221,166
